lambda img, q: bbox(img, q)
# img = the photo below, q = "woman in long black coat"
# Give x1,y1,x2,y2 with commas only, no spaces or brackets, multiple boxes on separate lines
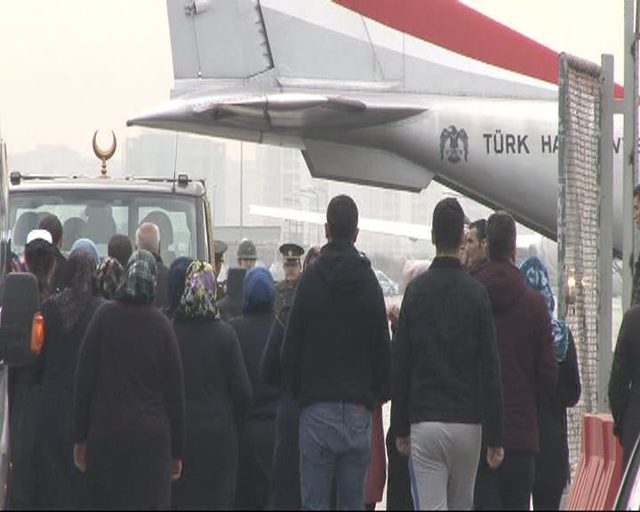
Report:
260,306,301,510
7,231,57,510
73,249,186,510
230,267,278,510
171,260,253,510
34,247,103,509
521,257,582,510
260,246,320,510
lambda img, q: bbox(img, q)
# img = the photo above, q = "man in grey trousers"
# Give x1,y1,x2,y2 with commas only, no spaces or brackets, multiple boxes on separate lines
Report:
391,198,505,510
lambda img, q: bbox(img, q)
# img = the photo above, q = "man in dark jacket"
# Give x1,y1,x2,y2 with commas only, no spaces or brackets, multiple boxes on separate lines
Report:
632,185,640,305
464,218,488,271
471,211,558,510
39,214,69,293
609,304,640,466
281,195,391,511
392,198,504,510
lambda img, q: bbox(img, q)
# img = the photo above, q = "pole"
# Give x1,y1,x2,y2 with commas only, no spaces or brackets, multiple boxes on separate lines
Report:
240,142,244,238
599,54,615,412
623,0,638,311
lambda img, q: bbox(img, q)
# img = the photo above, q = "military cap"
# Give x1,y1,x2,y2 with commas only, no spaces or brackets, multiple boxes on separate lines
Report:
237,238,257,259
214,240,228,256
279,243,304,262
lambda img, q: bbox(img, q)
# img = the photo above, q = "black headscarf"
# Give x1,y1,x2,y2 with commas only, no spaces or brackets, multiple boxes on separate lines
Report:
167,257,193,317
51,250,96,332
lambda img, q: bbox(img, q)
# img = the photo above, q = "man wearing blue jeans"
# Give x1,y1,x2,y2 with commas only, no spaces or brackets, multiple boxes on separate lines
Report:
282,195,391,511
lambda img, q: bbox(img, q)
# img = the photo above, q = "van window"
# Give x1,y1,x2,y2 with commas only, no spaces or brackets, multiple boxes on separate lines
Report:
10,189,201,265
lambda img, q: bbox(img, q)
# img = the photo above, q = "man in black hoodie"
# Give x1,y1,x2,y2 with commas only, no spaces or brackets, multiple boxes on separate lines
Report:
281,195,391,511
392,199,504,510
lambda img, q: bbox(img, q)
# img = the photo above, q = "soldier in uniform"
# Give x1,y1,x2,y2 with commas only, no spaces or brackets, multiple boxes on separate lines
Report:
237,239,258,270
213,240,228,301
274,243,304,315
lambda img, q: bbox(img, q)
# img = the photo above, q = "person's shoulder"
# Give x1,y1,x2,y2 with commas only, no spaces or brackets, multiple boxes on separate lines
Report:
522,286,548,314
623,304,640,329
459,269,489,294
214,320,242,348
227,316,242,329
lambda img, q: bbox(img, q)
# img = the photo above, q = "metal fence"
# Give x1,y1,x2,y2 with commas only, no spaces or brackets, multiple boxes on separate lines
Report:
557,54,602,470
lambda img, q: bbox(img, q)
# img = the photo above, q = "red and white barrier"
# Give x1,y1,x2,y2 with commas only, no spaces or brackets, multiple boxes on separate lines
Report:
567,414,623,510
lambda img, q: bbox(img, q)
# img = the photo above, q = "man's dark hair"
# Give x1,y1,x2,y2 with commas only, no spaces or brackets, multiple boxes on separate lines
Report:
326,195,359,240
108,234,133,268
487,211,517,261
38,214,63,247
469,219,487,242
634,184,640,199
432,198,465,251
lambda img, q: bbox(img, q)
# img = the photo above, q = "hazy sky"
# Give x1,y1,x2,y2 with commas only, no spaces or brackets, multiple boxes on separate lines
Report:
0,0,626,158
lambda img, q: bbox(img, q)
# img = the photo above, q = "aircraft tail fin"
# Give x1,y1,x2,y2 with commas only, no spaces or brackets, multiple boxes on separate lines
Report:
167,0,559,99
166,0,273,84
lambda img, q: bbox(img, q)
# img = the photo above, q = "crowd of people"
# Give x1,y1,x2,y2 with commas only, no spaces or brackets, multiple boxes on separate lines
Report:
3,193,593,511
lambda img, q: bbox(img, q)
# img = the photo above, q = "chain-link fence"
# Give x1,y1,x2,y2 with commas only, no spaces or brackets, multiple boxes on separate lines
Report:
557,54,602,470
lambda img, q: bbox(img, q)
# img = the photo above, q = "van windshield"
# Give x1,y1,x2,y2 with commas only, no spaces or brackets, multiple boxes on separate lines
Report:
10,189,203,265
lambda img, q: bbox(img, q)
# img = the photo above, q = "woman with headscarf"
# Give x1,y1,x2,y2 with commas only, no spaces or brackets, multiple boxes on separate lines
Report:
33,245,104,509
70,238,100,265
24,229,58,301
260,246,320,510
520,256,581,510
73,249,186,509
7,229,57,510
171,260,253,510
229,266,278,510
164,256,194,319
96,258,124,300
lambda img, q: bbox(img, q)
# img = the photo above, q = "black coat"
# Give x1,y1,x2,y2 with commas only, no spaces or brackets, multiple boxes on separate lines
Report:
74,301,186,510
281,239,391,409
230,310,278,510
218,268,246,322
260,316,301,510
171,318,253,510
533,331,581,510
392,257,504,444
609,305,640,465
33,295,104,509
156,258,170,309
51,248,70,294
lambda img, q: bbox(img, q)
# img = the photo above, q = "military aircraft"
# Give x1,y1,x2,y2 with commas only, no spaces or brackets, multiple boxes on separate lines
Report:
128,0,625,247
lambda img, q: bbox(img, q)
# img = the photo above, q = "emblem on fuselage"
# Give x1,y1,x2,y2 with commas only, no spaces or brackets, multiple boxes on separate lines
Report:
439,125,469,163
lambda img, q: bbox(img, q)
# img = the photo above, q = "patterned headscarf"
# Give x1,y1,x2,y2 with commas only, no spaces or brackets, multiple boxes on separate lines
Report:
175,260,219,320
70,238,99,267
51,249,96,332
96,257,124,300
114,249,157,305
520,256,569,362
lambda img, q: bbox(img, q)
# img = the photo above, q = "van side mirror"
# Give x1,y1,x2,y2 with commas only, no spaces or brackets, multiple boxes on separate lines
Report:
0,273,41,366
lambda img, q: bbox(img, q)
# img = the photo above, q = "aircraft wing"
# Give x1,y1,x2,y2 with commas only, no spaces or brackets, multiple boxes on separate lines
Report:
128,92,426,135
249,204,543,249
249,204,430,241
